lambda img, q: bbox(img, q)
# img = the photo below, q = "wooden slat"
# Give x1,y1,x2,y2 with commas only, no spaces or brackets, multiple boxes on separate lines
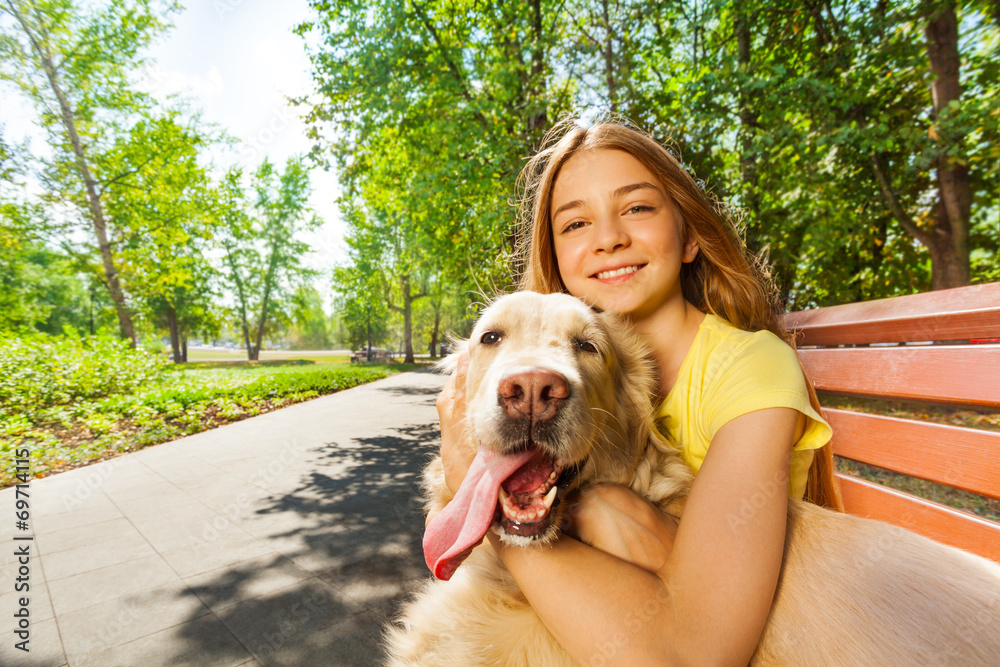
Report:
825,409,1000,500
838,475,1000,562
799,344,1000,406
786,282,1000,346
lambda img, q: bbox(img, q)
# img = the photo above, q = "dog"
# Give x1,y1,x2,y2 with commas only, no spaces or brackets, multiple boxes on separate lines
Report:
387,291,1000,666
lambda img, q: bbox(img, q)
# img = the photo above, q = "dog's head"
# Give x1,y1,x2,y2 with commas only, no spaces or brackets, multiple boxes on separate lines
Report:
425,291,673,579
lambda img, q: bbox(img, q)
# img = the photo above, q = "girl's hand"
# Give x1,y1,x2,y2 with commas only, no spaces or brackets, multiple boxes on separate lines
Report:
436,353,475,496
563,483,678,575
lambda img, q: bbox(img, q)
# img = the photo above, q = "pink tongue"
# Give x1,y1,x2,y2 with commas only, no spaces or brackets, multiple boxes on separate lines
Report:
423,447,536,581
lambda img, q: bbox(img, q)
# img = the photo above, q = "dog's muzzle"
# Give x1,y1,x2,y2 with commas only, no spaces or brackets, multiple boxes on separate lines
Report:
497,369,569,422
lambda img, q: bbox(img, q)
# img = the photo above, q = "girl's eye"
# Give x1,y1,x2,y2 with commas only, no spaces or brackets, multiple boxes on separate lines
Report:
561,220,586,234
481,331,502,345
627,205,652,214
576,339,598,354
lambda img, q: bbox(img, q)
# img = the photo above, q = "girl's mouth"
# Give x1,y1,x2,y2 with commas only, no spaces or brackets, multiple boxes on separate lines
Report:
592,264,646,282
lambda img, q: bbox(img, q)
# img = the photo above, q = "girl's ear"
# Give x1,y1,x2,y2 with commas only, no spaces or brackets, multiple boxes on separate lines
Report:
682,235,699,263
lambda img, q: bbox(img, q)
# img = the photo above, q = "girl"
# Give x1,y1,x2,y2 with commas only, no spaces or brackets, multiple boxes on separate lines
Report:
436,118,841,665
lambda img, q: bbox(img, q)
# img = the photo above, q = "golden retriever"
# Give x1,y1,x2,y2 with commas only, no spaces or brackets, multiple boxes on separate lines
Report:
387,291,1000,666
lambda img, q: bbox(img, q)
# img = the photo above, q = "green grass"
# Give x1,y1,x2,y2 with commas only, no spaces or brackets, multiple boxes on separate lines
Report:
1,361,414,487
836,457,1000,522
819,392,1000,521
183,348,352,364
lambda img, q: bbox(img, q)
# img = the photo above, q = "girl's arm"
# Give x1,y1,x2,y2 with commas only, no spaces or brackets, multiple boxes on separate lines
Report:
492,407,801,666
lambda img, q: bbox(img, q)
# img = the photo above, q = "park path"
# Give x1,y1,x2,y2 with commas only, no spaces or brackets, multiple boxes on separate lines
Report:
0,370,446,667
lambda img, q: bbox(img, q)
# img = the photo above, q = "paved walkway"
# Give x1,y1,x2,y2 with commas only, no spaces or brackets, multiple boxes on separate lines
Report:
0,371,446,667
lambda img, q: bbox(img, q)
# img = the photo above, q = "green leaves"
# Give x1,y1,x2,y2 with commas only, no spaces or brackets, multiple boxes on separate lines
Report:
0,358,395,487
1,0,188,342
0,331,167,414
215,156,321,360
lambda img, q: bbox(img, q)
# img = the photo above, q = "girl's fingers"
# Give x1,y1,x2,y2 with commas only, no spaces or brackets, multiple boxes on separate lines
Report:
439,352,473,495
453,352,469,394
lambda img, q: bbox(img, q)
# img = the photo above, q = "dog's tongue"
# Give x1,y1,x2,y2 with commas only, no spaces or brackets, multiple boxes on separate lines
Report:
423,447,536,581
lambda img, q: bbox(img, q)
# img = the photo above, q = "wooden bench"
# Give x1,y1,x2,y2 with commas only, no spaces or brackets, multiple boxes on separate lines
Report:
351,348,396,363
785,282,1000,563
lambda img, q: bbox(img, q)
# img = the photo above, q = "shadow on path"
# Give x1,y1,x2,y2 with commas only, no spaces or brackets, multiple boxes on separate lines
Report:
372,384,442,400
174,419,441,665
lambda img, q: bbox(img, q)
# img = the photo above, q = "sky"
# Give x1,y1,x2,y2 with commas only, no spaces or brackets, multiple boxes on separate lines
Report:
3,0,347,303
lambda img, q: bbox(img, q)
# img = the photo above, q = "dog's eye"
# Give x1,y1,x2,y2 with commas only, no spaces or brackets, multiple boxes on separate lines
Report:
576,339,599,354
480,331,502,345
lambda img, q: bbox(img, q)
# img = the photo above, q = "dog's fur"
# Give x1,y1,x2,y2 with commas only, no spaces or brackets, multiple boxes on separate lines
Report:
387,291,1000,666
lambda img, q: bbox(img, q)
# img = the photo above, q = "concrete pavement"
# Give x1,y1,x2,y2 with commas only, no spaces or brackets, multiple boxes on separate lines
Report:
0,370,446,666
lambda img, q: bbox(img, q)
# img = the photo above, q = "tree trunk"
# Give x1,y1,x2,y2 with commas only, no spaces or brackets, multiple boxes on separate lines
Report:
601,0,618,112
252,241,284,362
429,297,442,357
401,275,415,364
526,0,547,135
928,203,971,290
222,246,257,361
252,320,266,362
181,335,188,363
735,7,761,222
924,0,970,289
366,303,373,361
12,7,137,344
166,304,183,365
242,323,256,361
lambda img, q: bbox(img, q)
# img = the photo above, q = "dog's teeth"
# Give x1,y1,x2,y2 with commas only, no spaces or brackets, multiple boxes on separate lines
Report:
542,486,558,509
498,487,508,506
548,471,558,482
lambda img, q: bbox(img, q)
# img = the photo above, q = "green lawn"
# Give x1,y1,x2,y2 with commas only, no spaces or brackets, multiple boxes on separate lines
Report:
1,360,420,488
183,348,352,364
820,392,1000,522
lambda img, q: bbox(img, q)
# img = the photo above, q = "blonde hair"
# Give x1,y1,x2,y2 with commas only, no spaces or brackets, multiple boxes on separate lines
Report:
512,117,842,510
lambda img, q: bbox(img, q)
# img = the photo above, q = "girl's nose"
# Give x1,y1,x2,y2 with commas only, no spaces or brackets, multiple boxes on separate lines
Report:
594,219,630,253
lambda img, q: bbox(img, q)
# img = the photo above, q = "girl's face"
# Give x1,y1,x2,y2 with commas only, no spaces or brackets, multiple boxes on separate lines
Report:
550,149,699,321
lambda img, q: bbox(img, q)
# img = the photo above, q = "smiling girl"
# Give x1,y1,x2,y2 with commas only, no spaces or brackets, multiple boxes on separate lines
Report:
437,118,841,665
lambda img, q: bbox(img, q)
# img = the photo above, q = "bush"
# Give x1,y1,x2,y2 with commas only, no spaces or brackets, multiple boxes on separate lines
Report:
0,358,401,487
0,333,167,414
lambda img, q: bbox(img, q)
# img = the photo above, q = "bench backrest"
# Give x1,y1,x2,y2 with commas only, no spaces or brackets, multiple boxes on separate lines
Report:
785,282,1000,562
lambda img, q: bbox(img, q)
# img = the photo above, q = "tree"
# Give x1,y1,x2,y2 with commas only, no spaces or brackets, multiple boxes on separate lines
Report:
334,261,389,356
286,285,333,350
620,0,998,302
216,157,319,361
103,112,220,362
0,0,179,343
300,0,999,312
298,0,571,295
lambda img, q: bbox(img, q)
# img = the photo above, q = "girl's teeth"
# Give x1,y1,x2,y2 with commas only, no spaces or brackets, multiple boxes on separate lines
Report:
597,265,639,280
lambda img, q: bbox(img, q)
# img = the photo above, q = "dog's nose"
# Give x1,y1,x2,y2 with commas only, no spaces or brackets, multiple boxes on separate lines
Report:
497,369,569,421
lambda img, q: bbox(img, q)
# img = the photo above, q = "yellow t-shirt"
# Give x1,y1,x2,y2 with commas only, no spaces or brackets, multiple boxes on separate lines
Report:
657,313,831,499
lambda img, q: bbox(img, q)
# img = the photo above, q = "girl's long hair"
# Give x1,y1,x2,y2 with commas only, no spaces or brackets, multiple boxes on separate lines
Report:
512,117,842,510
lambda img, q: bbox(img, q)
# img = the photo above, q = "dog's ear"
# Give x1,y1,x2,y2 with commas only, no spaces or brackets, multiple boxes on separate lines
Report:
596,312,655,391
596,309,660,429
433,338,470,374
